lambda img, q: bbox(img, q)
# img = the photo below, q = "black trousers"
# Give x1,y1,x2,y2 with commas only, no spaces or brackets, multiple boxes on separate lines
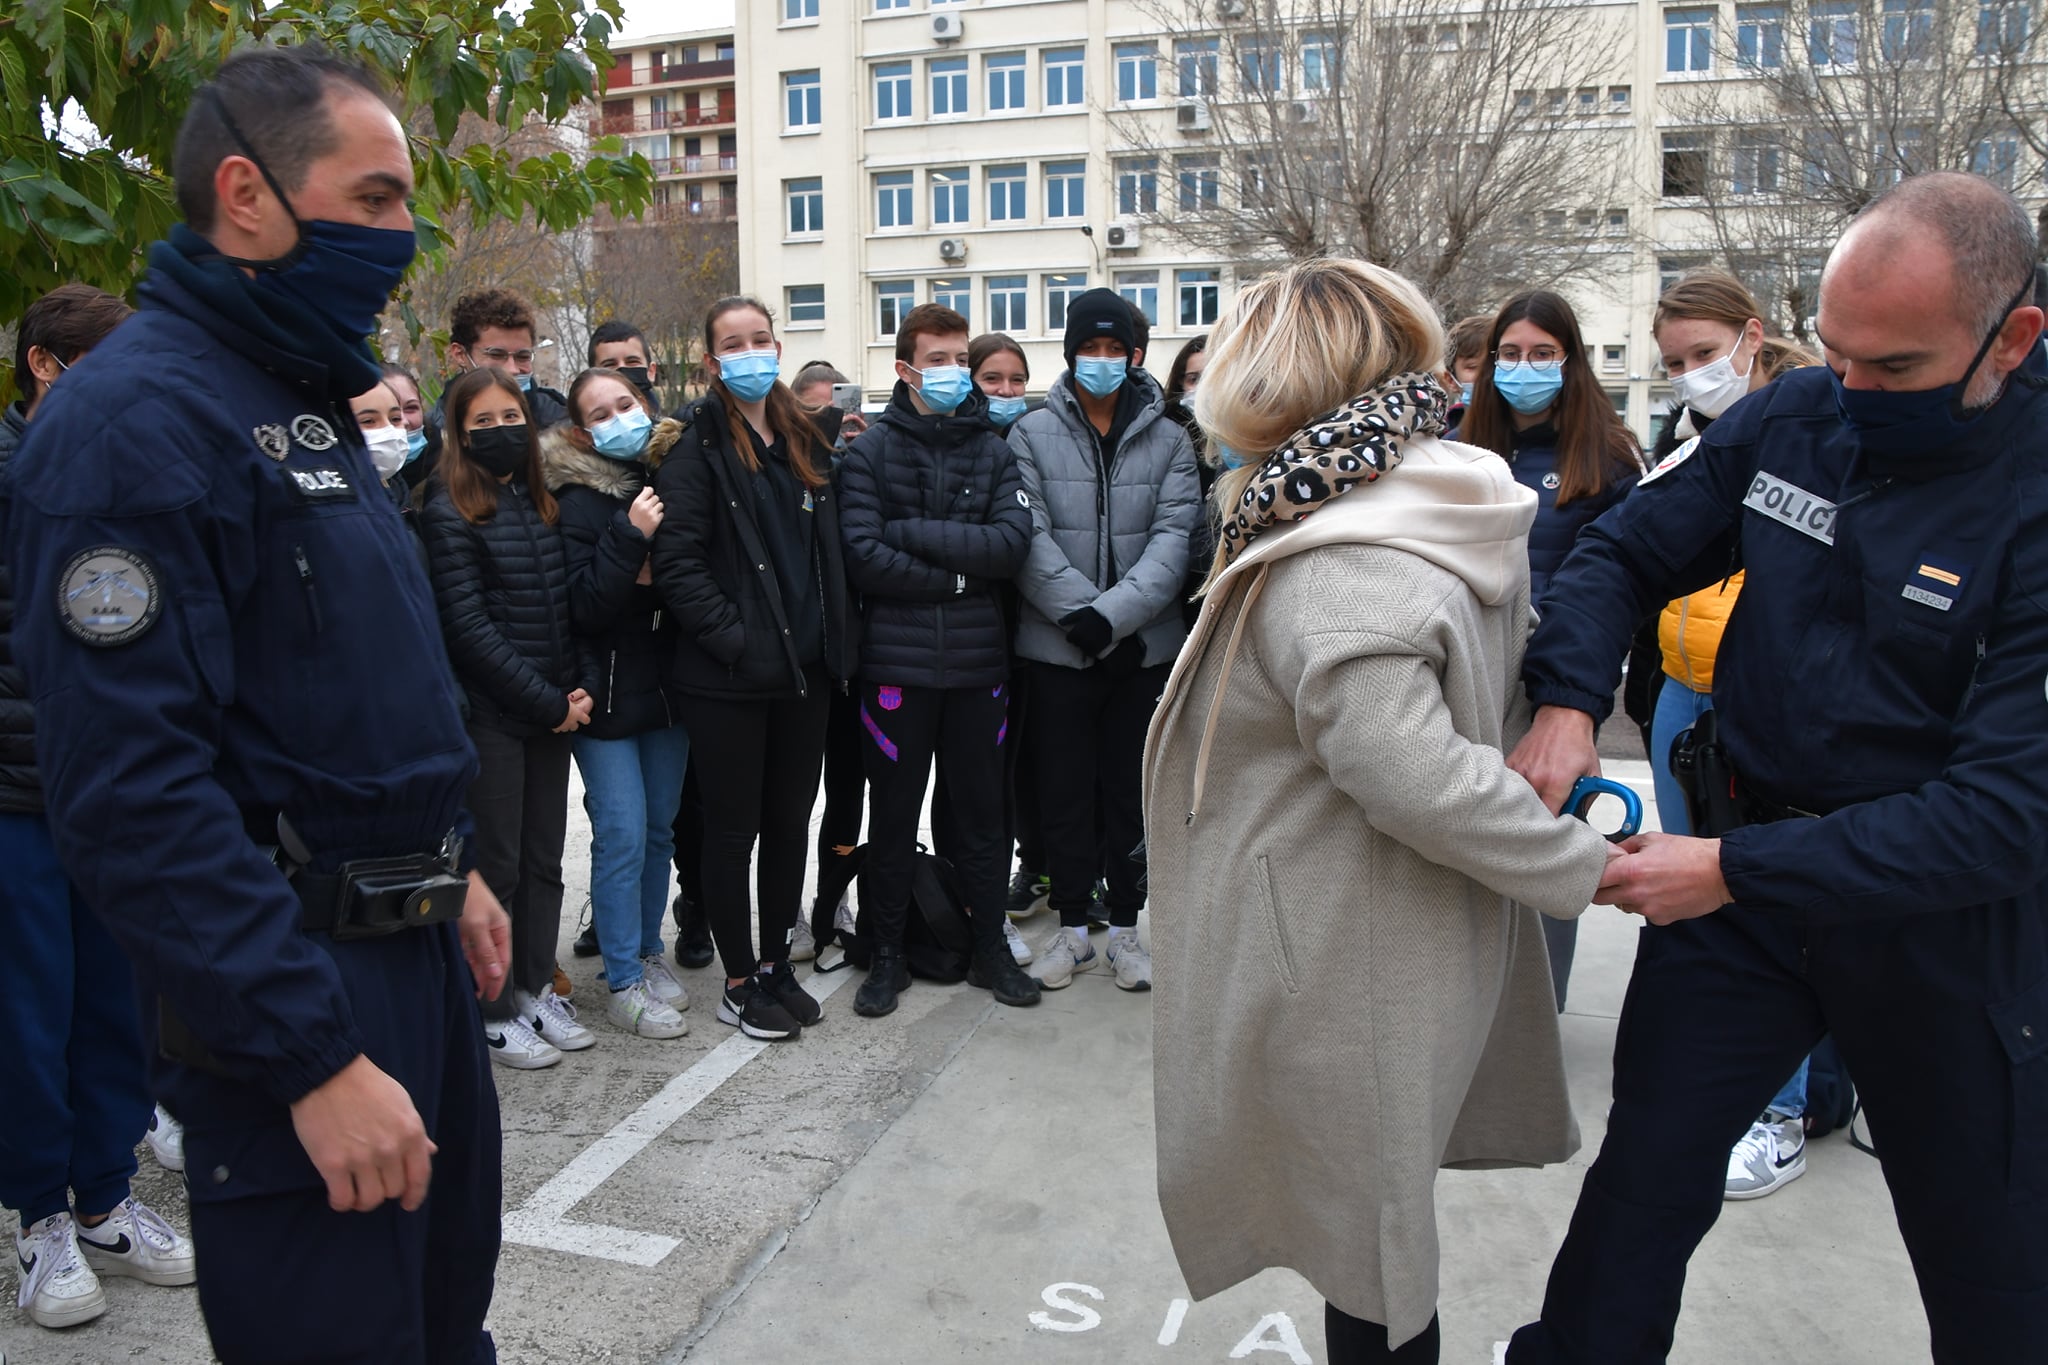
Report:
1025,661,1167,929
1325,1305,1440,1364
671,757,703,907
858,681,1009,945
816,685,867,909
1507,901,2048,1365
1009,662,1045,873
674,682,830,979
465,721,571,1022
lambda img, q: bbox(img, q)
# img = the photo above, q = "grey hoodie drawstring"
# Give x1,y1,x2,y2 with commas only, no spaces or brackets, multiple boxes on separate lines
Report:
1187,563,1269,825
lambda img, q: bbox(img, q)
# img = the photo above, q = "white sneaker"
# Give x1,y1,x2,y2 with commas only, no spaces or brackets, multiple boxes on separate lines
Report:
639,953,690,1009
605,980,689,1039
483,1014,562,1070
834,897,857,935
145,1104,184,1173
789,915,817,962
1003,919,1033,966
1725,1113,1806,1200
73,1197,195,1288
1031,928,1096,989
529,986,596,1052
1106,929,1152,992
14,1213,106,1328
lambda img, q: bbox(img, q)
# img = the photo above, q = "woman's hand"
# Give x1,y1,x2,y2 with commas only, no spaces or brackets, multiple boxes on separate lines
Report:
628,487,664,539
555,688,594,733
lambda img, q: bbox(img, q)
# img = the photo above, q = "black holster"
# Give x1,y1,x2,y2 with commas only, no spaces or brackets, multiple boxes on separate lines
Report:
1669,709,1746,837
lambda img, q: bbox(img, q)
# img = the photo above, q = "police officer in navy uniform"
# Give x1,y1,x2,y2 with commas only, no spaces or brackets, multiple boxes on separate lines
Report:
1501,171,2048,1363
3,46,510,1365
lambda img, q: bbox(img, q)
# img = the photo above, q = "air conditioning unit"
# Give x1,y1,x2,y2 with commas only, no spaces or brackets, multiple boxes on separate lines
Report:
1216,0,1249,18
1177,101,1211,132
1106,220,1142,249
939,237,968,262
931,12,964,41
1287,99,1320,125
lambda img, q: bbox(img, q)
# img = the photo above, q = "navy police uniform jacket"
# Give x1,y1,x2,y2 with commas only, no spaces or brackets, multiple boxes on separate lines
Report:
1525,354,2048,925
3,228,480,1117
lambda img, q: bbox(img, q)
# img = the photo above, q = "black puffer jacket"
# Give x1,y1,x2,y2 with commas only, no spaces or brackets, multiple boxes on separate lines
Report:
422,476,587,734
0,402,36,813
543,422,681,739
838,384,1031,689
650,393,855,701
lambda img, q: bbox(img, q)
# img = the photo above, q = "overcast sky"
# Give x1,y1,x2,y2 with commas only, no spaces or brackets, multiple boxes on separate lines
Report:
617,0,736,40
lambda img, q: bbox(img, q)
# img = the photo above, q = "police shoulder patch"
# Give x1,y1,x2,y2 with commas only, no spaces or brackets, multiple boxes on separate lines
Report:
57,546,162,647
1640,434,1702,486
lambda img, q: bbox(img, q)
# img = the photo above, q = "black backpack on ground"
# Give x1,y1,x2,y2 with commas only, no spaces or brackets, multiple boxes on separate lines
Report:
813,842,974,984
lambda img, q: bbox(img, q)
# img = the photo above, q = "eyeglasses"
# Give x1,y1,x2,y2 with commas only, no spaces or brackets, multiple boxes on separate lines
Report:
476,347,537,366
1493,346,1564,368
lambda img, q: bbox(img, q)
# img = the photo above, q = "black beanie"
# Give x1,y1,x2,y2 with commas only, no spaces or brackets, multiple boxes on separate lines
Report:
1063,288,1139,372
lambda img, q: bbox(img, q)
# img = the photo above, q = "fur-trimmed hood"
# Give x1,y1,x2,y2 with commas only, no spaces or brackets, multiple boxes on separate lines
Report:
540,418,682,499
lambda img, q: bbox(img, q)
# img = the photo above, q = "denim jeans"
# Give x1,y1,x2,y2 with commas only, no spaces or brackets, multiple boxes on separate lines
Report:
1650,673,1808,1117
572,725,692,992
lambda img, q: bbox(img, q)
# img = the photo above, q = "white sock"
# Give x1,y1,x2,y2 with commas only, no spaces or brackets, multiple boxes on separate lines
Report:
1068,925,1090,950
1109,925,1135,946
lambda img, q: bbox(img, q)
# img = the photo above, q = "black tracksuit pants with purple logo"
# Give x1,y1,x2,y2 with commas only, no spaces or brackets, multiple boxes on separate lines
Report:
859,681,1008,946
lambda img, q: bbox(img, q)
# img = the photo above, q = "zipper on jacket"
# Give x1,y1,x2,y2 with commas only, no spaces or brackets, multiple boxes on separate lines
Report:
606,649,618,715
292,545,323,632
1956,634,1986,723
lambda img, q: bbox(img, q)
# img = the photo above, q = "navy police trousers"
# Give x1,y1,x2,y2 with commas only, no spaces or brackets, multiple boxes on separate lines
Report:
174,922,502,1365
1507,901,2048,1364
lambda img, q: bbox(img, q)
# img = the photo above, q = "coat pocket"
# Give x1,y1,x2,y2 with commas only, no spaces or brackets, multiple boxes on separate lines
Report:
1250,854,1300,996
1987,976,2048,1202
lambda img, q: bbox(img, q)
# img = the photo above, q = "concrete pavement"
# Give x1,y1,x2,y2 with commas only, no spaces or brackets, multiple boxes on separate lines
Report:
0,761,1929,1363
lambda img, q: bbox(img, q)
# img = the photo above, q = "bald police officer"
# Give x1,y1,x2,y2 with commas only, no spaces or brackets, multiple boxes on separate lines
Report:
1502,172,2048,1363
4,46,510,1365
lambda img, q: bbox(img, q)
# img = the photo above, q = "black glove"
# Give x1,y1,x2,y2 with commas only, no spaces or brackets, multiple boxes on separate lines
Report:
1100,637,1144,678
1060,606,1114,656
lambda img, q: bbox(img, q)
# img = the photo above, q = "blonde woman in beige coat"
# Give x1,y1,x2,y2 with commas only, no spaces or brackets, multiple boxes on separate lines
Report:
1143,258,1618,1364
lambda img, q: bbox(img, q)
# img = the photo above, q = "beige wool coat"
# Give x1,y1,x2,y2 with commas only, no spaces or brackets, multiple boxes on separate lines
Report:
1142,436,1612,1348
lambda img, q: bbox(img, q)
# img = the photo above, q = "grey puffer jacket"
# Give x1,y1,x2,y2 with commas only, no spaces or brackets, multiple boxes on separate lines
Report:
1007,370,1200,669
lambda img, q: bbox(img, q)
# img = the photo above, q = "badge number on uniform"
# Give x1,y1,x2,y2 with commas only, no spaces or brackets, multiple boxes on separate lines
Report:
56,546,162,647
1743,472,1837,546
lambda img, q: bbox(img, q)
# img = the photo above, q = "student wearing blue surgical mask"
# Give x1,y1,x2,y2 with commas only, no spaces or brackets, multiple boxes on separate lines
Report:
970,331,1032,429
836,305,1042,1017
1007,288,1200,995
1459,288,1642,1013
442,287,569,429
544,369,693,1042
650,296,854,1043
379,362,439,498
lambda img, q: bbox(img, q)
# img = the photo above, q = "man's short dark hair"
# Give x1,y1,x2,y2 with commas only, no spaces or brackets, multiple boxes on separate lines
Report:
172,44,389,235
450,288,537,351
589,320,649,366
14,284,134,404
894,304,971,363
1856,171,2039,337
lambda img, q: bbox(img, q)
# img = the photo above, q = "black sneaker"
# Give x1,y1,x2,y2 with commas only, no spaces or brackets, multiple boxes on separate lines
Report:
1005,869,1049,920
968,942,1042,1008
717,978,800,1040
761,961,823,1027
672,893,714,969
572,897,600,957
853,944,911,1018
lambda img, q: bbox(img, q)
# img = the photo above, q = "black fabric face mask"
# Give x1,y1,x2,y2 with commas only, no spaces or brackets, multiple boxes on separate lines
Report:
466,425,529,479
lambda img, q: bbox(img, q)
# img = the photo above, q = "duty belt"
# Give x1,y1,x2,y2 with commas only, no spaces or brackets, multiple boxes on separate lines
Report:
278,819,468,941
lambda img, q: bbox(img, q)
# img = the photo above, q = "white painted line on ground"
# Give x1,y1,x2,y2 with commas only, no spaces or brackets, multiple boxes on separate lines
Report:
504,966,859,1266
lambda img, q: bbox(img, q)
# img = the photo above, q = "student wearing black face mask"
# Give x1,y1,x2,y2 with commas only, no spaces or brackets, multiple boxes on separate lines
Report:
423,367,597,1072
590,319,664,411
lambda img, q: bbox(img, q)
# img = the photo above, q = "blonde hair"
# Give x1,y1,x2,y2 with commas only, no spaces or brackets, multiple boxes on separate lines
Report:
1653,269,1819,381
1192,258,1445,593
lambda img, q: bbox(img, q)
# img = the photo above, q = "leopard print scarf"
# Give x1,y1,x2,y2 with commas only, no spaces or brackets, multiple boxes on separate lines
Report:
1216,371,1452,565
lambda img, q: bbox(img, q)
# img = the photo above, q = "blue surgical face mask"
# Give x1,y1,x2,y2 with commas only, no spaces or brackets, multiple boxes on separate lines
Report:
202,95,416,344
1074,356,1128,399
718,348,781,403
1218,444,1253,470
916,365,973,414
1459,382,1474,405
589,405,654,461
987,394,1029,427
1493,359,1565,415
1828,276,2031,456
405,426,427,464
516,371,534,392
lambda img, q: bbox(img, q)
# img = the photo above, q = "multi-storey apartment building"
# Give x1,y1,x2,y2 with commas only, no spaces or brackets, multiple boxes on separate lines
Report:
598,25,741,224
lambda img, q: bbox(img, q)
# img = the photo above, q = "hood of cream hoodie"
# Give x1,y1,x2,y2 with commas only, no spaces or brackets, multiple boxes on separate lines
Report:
1211,435,1537,608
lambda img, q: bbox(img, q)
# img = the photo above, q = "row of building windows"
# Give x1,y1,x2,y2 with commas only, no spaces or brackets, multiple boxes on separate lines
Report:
1663,0,2028,74
781,35,1346,131
1658,126,2029,195
781,269,1224,339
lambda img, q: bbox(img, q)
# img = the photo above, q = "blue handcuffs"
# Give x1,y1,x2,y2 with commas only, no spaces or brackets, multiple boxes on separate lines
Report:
1566,776,1644,843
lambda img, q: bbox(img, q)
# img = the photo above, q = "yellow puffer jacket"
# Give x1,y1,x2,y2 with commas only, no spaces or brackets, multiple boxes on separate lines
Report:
1659,571,1743,693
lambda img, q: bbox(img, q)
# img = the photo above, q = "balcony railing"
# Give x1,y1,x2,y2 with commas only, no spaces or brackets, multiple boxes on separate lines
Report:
601,199,740,226
648,58,735,84
591,107,737,136
648,154,741,176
